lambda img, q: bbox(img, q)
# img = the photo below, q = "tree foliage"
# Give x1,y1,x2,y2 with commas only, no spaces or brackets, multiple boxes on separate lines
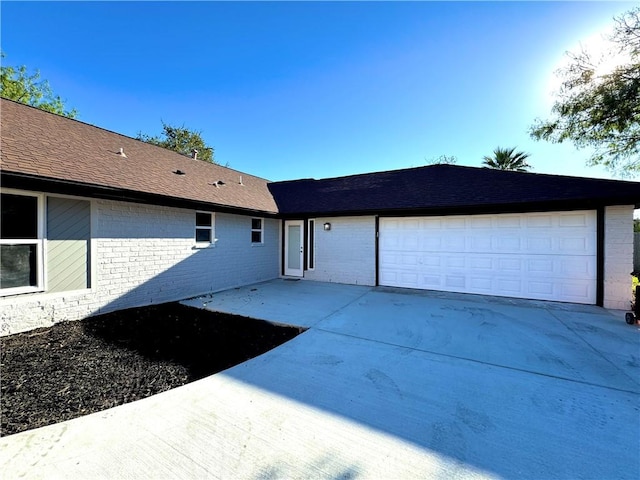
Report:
0,54,78,118
425,154,458,165
530,7,640,176
137,122,216,163
482,147,532,172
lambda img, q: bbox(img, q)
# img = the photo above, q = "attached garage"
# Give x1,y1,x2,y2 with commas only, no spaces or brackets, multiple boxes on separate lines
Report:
379,211,597,304
269,163,639,309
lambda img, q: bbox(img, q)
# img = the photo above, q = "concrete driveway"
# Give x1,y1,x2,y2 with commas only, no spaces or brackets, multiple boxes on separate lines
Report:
2,279,639,479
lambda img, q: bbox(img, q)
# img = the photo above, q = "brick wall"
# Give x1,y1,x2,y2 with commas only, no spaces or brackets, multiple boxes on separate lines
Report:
604,205,634,310
304,216,376,286
0,198,280,335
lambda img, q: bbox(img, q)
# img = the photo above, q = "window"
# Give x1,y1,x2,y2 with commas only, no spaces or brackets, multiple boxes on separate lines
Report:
251,218,263,244
1,192,44,294
195,212,214,245
307,219,315,269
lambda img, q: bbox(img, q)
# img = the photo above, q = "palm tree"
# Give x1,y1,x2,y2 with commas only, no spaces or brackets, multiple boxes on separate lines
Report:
482,147,532,172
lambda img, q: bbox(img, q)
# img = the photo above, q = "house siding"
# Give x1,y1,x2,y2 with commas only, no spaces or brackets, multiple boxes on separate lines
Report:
47,197,91,292
603,205,634,310
0,198,280,335
303,216,376,286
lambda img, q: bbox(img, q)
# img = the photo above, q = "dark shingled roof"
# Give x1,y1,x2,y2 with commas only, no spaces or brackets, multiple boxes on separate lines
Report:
3,98,640,217
268,164,640,216
1,98,278,215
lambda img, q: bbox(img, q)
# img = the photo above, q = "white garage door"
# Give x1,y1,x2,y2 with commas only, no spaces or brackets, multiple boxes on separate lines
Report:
379,211,597,304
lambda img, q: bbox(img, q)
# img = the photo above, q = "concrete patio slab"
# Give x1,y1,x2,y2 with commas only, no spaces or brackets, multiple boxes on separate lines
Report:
181,279,371,328
2,279,639,479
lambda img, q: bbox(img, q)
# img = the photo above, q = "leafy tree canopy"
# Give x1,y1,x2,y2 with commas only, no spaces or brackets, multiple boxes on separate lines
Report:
530,7,640,176
137,122,216,164
0,53,78,118
425,154,458,165
482,147,532,172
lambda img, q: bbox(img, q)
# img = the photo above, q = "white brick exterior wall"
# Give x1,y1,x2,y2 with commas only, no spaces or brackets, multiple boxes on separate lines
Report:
603,205,634,310
0,198,280,335
303,216,376,286
3,197,634,334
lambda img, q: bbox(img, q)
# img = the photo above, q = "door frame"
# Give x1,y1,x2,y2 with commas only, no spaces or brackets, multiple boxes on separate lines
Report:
284,220,304,277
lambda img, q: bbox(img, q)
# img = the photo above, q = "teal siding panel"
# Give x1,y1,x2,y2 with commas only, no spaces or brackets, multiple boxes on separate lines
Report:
47,198,90,292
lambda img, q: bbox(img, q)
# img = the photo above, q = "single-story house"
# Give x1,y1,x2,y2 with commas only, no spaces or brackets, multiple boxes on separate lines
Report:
2,97,640,335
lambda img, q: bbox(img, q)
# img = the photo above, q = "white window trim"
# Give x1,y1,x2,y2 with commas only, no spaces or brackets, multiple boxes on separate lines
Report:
307,219,315,270
251,218,264,245
0,189,45,296
194,211,215,248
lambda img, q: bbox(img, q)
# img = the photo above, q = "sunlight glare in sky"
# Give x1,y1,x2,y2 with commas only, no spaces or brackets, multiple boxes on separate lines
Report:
545,14,633,108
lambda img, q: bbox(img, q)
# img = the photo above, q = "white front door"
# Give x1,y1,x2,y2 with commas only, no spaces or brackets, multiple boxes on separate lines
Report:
284,220,304,277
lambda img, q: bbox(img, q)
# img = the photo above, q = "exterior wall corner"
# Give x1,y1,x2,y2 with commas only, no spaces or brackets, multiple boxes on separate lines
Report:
603,205,634,310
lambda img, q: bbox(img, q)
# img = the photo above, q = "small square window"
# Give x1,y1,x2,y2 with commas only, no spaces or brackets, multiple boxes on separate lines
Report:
196,212,212,227
2,194,38,239
195,212,214,244
251,218,263,244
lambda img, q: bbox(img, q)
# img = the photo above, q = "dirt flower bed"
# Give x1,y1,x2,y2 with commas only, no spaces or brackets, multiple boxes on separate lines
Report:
1,303,304,436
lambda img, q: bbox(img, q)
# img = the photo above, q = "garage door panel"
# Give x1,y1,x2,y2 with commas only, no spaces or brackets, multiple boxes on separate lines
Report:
422,256,441,268
469,277,492,291
560,257,597,277
528,281,554,296
526,237,554,252
559,237,588,253
445,275,465,289
498,258,522,272
470,257,492,270
421,274,441,288
527,214,554,228
469,236,492,251
496,216,522,228
559,212,590,227
444,217,466,229
496,236,522,252
528,258,555,274
496,278,523,294
379,212,597,304
399,272,419,287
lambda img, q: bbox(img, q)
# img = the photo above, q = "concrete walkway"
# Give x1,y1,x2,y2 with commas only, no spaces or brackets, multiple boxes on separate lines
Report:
2,279,639,479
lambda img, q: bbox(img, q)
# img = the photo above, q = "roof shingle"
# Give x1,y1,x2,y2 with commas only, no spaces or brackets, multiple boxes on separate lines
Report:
4,98,640,218
1,99,278,214
268,164,640,215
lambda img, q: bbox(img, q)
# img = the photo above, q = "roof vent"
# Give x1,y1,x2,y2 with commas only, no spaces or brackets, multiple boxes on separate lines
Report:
117,148,127,158
239,176,244,186
191,149,198,160
173,170,186,175
209,180,226,187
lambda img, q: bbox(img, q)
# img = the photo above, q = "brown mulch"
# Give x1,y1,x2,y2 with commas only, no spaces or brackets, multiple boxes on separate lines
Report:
0,303,305,436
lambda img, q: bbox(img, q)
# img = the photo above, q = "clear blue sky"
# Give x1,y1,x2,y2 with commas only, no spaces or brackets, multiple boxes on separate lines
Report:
1,1,635,181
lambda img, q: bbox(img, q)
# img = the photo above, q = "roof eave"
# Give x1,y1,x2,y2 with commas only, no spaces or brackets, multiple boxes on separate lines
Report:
1,171,280,218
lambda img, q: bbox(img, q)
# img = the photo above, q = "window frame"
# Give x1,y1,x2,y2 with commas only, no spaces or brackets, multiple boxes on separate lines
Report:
195,211,215,247
251,217,264,245
0,189,45,296
307,219,315,270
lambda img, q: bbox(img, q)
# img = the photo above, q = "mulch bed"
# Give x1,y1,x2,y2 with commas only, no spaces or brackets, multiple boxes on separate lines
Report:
0,303,304,436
